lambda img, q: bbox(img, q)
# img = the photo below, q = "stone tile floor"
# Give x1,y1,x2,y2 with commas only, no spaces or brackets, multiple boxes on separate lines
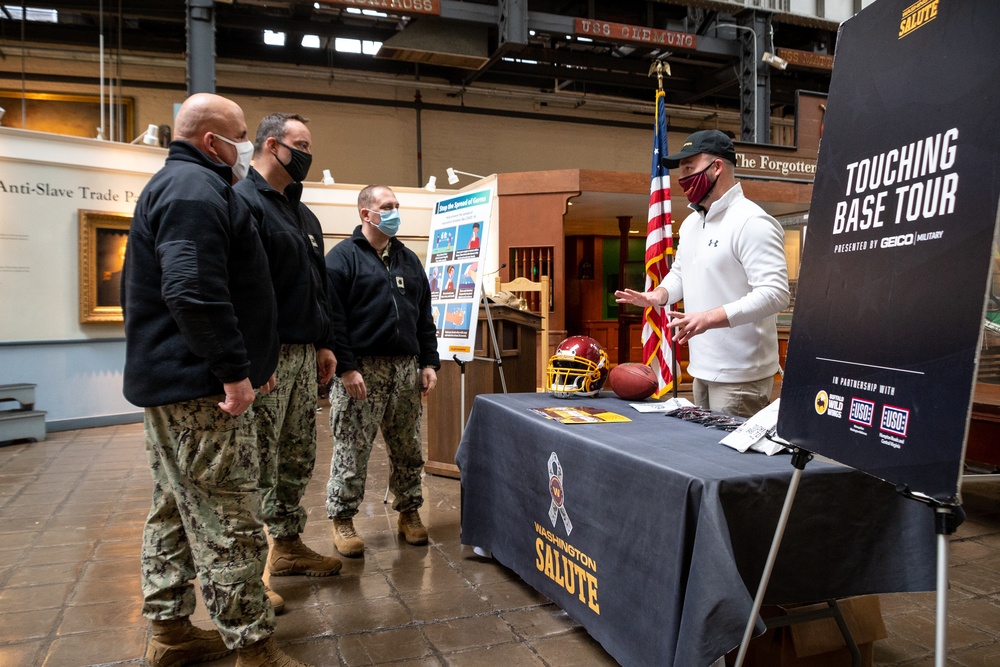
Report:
0,404,998,666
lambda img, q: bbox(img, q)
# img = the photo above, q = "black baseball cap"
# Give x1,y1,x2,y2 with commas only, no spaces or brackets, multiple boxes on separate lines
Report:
661,129,736,169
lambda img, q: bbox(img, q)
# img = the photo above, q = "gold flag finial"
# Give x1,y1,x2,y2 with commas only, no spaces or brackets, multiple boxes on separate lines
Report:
647,58,672,91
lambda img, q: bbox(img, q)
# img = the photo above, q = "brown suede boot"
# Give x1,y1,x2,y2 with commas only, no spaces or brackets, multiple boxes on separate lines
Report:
268,536,342,577
263,583,285,615
397,509,428,546
332,518,365,557
235,636,312,667
146,617,231,667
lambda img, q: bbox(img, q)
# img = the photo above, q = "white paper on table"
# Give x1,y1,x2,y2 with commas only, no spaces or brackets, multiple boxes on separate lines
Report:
719,399,789,456
629,397,694,413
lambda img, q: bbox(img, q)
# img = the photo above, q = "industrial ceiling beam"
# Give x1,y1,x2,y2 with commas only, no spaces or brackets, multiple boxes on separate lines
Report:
186,0,216,95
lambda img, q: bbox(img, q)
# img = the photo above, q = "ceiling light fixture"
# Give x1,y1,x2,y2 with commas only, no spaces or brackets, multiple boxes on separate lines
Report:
762,51,788,70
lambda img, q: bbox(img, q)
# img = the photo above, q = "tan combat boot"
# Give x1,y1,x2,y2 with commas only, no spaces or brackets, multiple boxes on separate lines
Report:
235,636,312,667
268,536,343,577
332,518,365,557
397,509,428,546
263,583,285,615
145,617,231,667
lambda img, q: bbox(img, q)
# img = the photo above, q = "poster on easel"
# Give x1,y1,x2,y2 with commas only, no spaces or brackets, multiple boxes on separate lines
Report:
424,177,498,363
777,0,1000,503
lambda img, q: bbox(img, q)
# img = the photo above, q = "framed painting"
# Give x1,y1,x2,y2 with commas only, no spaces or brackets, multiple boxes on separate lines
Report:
79,210,131,324
0,90,134,140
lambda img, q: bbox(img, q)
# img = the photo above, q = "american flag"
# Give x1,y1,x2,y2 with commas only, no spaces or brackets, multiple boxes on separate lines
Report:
642,89,675,398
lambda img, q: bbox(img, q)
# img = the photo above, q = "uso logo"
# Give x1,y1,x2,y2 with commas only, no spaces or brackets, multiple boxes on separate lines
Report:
880,405,910,437
849,398,875,427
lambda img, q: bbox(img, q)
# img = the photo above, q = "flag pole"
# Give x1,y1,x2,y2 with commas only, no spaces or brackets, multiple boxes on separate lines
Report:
648,58,680,400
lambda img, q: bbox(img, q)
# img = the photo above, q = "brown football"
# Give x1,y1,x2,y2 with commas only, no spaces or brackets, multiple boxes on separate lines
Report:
608,363,658,401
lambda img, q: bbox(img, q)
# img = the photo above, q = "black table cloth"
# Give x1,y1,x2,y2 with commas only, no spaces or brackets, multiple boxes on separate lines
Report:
456,393,936,667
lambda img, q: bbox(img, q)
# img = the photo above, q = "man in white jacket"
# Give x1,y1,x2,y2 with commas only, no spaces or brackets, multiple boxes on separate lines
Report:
616,130,789,417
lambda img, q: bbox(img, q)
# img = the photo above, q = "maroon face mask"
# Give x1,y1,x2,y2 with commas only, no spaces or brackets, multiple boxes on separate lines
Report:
677,160,720,205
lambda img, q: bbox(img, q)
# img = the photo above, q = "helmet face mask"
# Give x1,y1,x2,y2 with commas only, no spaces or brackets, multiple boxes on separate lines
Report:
546,335,609,398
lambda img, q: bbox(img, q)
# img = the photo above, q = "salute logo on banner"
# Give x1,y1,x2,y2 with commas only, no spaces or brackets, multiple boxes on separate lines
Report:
547,452,573,535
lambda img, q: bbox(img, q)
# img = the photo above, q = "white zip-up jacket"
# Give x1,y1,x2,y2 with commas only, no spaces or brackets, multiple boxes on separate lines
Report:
660,183,790,383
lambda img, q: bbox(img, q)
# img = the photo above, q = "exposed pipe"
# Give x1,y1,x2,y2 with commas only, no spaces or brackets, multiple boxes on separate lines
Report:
19,0,26,127
117,0,124,141
98,24,105,139
415,89,423,188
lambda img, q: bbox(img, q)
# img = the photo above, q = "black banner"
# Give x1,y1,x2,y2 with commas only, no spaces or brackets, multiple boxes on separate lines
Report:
778,0,1000,502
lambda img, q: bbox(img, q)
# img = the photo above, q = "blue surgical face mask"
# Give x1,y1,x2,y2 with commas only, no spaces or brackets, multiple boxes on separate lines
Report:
373,208,401,237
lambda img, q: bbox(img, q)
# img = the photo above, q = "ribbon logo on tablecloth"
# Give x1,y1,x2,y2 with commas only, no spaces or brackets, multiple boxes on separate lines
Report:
547,452,573,535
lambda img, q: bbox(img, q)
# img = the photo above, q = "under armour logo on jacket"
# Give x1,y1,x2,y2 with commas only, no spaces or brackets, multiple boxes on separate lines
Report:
708,239,719,247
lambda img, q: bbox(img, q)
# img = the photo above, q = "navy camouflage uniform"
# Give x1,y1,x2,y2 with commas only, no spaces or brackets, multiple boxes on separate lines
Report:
122,141,279,649
324,225,440,518
141,400,273,647
234,168,340,539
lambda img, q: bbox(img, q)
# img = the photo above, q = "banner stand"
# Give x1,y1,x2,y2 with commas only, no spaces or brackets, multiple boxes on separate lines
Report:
733,454,963,667
933,507,958,667
894,487,962,667
746,2,1000,663
734,446,814,667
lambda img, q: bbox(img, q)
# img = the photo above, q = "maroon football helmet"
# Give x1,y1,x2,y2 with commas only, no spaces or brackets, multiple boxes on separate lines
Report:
546,335,610,398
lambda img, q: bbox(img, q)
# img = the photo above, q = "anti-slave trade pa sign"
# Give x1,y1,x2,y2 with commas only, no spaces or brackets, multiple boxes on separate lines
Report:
778,0,1000,502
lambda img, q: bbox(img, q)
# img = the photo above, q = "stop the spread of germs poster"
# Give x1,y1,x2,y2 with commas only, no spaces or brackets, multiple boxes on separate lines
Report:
424,179,498,363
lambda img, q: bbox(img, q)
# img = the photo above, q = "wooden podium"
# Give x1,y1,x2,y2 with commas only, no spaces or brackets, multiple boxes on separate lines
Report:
425,303,543,478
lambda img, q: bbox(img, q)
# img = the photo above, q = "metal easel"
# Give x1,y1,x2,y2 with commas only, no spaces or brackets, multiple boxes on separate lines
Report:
733,446,960,667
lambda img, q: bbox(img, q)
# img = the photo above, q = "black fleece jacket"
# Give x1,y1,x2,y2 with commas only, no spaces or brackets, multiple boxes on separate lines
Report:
234,168,340,350
325,226,440,375
121,141,279,407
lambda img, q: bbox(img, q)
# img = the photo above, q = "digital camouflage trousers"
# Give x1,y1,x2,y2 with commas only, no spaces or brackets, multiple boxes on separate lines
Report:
326,355,425,519
254,343,318,539
140,397,274,649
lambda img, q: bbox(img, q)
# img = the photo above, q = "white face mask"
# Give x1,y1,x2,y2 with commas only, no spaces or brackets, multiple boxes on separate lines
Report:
214,133,254,182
